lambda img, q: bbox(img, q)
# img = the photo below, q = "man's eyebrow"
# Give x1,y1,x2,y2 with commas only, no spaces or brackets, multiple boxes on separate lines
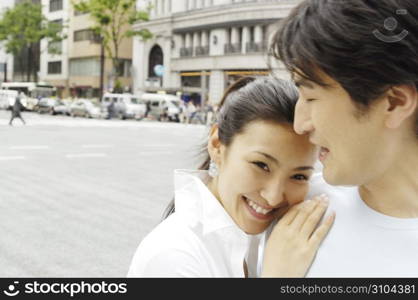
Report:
294,78,314,89
254,152,314,171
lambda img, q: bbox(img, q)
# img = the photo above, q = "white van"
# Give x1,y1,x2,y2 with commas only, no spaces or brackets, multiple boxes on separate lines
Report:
1,82,55,111
101,93,146,120
139,93,181,122
0,89,28,110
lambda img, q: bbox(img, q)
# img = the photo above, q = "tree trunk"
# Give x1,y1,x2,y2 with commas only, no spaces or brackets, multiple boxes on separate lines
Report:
33,44,38,82
114,43,119,82
27,45,31,82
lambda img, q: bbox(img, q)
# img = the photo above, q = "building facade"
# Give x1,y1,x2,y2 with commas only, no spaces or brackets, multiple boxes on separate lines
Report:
40,0,134,98
40,0,69,97
133,0,300,104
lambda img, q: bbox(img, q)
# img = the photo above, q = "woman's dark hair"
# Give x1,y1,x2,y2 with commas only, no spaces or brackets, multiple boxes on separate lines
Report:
162,76,299,219
270,0,418,133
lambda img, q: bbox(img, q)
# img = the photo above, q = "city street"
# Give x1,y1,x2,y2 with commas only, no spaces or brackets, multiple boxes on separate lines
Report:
0,110,207,277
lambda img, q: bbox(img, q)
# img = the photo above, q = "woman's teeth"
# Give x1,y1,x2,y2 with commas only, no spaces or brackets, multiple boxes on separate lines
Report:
245,197,273,215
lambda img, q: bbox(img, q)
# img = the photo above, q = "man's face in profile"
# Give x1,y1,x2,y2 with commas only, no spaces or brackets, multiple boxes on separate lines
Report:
292,72,393,187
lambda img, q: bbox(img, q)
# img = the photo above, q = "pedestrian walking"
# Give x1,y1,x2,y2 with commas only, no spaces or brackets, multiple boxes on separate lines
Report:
9,92,26,126
144,101,151,119
186,101,196,124
160,102,169,122
106,99,115,120
178,101,186,123
205,104,214,126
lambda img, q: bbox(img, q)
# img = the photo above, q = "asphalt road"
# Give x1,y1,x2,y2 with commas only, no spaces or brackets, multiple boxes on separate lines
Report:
0,110,207,277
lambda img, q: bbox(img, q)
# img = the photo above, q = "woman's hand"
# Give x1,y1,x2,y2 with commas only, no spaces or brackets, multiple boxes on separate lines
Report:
261,194,335,277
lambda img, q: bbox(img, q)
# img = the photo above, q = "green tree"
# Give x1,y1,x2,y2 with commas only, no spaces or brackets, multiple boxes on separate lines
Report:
73,0,152,91
0,0,65,82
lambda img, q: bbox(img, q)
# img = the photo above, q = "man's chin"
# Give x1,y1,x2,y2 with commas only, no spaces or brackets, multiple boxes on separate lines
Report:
323,167,358,186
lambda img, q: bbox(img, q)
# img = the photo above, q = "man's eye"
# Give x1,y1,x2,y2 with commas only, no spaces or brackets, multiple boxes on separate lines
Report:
292,174,309,181
306,98,316,102
252,161,269,172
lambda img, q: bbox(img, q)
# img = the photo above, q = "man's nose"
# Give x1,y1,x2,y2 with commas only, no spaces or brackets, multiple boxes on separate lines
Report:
294,99,314,135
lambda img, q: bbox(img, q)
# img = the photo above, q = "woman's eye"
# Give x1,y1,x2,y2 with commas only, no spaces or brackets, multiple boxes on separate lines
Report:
292,174,309,181
252,161,269,172
306,98,316,102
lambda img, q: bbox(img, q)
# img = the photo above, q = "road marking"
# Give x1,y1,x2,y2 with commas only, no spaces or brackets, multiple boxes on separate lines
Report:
10,146,50,150
0,156,26,161
65,153,108,159
142,145,177,147
82,145,113,149
137,151,173,155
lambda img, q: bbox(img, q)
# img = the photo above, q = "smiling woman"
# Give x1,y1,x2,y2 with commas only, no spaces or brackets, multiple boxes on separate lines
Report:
127,77,335,277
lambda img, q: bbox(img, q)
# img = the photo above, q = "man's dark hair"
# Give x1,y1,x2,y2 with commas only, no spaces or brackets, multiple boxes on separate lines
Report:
271,0,417,120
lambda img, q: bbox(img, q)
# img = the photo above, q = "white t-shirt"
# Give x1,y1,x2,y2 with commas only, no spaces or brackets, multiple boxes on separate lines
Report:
127,169,264,277
305,173,418,277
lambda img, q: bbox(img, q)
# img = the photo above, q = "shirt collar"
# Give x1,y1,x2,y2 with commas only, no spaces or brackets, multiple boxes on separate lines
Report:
174,169,249,238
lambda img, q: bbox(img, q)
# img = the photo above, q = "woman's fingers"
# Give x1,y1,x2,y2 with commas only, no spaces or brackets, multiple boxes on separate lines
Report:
309,212,336,248
277,201,304,225
299,195,329,238
288,196,322,231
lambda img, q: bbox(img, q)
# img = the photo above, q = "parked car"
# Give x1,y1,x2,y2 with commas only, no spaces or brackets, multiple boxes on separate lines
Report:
51,99,71,116
70,99,104,119
139,93,181,122
101,93,146,120
37,98,57,114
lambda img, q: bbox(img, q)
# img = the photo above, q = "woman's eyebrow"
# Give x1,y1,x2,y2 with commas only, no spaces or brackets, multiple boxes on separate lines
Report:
254,152,314,171
293,166,314,171
254,151,279,165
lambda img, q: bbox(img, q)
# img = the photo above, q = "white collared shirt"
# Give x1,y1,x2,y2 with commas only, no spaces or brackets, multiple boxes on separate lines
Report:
127,169,264,277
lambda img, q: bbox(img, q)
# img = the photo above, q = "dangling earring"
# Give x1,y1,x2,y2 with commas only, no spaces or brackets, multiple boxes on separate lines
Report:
208,160,219,178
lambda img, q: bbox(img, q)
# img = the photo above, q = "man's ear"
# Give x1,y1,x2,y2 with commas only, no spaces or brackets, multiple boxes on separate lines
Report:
384,84,417,129
207,124,222,165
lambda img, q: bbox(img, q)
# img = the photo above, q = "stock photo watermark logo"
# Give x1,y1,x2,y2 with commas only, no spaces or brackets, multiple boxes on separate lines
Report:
3,281,20,297
373,9,409,43
3,281,127,297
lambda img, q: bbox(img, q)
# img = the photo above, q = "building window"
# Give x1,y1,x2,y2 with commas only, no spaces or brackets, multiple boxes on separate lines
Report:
148,45,163,78
116,59,132,77
50,19,63,32
48,61,62,74
70,58,100,76
48,41,62,54
74,29,101,43
49,0,63,12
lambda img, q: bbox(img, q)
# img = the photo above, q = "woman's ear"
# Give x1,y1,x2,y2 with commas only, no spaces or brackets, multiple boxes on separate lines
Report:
207,124,222,165
384,84,417,129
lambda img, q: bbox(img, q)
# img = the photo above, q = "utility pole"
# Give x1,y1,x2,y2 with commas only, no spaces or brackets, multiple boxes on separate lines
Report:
4,62,7,82
99,36,105,101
